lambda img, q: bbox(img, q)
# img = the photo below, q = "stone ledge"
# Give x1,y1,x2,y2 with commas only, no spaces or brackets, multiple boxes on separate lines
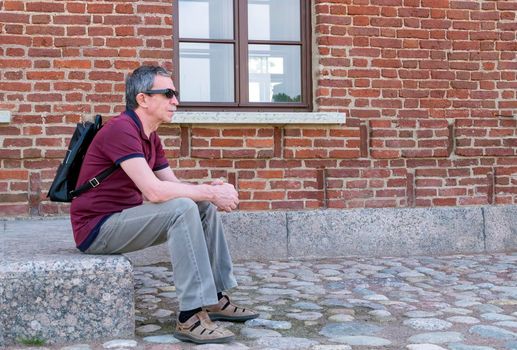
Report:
124,205,517,265
287,207,486,257
484,206,517,251
171,111,345,125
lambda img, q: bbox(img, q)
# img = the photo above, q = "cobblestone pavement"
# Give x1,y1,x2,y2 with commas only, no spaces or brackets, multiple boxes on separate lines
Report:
6,252,517,350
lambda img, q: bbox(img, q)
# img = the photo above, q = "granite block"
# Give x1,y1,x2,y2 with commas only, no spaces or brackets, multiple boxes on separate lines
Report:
0,256,134,346
287,207,486,258
0,218,134,346
221,211,288,260
483,206,517,252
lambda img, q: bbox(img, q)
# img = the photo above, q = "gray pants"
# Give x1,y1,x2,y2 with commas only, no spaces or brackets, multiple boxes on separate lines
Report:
85,198,238,311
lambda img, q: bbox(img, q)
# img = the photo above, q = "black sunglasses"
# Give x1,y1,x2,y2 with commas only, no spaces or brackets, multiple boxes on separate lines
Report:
142,88,179,99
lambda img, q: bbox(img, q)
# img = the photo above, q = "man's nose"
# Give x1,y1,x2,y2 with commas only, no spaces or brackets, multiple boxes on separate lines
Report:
171,96,179,105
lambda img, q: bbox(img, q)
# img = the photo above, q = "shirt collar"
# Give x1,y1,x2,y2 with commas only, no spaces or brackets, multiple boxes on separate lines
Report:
125,109,148,140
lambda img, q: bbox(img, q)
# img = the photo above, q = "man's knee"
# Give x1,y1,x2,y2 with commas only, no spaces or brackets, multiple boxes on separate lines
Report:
197,200,216,213
163,197,198,216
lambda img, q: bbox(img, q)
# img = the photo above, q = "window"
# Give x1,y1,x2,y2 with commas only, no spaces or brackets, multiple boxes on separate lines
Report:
173,0,312,111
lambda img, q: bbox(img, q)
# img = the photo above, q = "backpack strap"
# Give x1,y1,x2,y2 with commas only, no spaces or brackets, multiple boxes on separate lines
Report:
70,164,119,199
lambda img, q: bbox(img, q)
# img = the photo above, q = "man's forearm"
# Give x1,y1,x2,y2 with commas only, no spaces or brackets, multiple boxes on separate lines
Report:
150,180,216,203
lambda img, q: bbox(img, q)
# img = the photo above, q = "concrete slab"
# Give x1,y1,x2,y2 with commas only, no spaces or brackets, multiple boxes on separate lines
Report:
484,205,517,252
287,207,486,258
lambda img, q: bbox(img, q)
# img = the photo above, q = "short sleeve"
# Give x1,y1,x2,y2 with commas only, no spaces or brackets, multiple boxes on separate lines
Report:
152,133,169,171
101,119,145,165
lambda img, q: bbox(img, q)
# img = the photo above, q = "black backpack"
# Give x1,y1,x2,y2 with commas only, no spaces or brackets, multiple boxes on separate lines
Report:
47,115,118,202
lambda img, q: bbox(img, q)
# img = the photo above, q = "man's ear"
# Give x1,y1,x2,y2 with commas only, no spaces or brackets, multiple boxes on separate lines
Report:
136,93,148,108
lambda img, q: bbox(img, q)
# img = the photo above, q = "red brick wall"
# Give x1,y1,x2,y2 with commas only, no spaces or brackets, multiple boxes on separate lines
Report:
0,0,516,216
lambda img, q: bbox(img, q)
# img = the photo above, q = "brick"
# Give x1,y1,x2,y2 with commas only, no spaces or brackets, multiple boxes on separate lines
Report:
0,170,28,180
4,1,25,11
0,82,31,92
26,2,65,12
245,139,274,148
271,201,305,210
66,2,85,13
0,204,29,216
0,13,30,23
256,170,284,179
82,48,118,58
26,71,65,80
87,3,114,13
88,71,124,81
238,202,270,210
106,38,143,47
103,15,141,25
53,15,91,25
222,149,256,158
236,162,266,173
271,181,302,190
28,48,61,57
211,139,243,147
371,18,403,27
55,37,92,47
348,6,380,15
238,181,266,190
35,138,62,147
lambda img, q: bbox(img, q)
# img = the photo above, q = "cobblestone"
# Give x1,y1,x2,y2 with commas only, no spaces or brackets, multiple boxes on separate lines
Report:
4,252,517,349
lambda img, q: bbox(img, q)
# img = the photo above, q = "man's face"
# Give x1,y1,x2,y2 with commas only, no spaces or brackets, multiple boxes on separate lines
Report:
145,75,179,123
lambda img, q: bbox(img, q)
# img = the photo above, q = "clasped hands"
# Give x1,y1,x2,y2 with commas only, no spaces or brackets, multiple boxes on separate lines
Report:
211,178,239,212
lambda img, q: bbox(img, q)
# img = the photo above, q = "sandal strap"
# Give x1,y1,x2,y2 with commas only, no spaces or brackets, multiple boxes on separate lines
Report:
222,295,247,313
177,310,218,331
175,310,235,343
221,298,232,311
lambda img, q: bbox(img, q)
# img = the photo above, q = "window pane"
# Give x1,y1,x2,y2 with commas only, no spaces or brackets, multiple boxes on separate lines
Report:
249,45,301,103
248,0,300,41
180,43,234,102
179,0,233,39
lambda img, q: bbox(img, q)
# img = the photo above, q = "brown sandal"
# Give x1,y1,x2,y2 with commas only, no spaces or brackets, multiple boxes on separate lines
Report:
173,310,235,344
206,295,260,322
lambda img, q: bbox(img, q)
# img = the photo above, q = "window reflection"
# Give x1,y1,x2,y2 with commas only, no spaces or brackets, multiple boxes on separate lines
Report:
249,45,301,103
179,0,233,39
248,0,300,41
180,43,234,102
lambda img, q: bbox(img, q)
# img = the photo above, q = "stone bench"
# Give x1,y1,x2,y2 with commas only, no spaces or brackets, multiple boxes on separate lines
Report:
0,219,134,346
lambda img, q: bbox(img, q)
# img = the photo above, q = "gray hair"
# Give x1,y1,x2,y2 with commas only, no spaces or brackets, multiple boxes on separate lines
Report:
125,65,171,110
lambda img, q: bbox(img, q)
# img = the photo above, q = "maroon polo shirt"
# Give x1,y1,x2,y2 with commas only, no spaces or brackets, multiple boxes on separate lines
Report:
70,109,169,251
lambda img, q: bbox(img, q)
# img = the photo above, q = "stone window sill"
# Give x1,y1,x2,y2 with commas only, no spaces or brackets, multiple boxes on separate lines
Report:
0,111,345,125
171,112,345,125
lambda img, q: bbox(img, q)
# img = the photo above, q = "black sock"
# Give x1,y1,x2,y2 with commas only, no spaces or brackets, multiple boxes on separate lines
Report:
178,307,202,323
217,292,224,300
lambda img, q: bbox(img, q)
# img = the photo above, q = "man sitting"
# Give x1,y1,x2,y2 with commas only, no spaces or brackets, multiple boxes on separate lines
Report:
70,65,259,344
